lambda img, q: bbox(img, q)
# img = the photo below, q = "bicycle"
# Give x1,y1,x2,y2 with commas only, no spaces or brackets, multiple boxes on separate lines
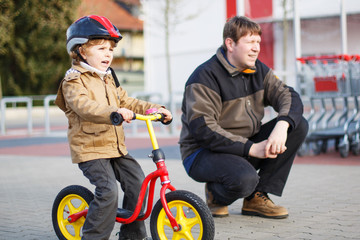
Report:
52,108,215,240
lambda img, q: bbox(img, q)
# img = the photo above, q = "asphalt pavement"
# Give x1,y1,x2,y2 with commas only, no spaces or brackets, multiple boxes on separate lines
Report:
0,107,360,239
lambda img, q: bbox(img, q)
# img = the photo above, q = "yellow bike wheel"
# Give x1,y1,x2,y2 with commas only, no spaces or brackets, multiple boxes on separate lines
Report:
52,185,94,240
150,190,214,240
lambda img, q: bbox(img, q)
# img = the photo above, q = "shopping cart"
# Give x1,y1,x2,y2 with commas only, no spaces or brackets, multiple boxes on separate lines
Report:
297,54,360,158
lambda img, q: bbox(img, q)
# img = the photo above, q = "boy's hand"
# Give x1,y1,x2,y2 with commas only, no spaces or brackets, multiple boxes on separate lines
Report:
116,108,134,123
157,108,172,123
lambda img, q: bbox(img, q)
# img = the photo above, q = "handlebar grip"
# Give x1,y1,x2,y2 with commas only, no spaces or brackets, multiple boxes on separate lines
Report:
159,113,173,125
111,112,137,125
110,112,123,125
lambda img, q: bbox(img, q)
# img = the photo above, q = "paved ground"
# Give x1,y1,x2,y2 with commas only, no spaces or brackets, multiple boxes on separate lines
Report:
1,108,360,239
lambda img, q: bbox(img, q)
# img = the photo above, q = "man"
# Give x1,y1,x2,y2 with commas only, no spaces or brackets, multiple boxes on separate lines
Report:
179,16,308,219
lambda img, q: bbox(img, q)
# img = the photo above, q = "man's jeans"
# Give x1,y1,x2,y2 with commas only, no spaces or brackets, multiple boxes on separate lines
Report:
188,117,308,206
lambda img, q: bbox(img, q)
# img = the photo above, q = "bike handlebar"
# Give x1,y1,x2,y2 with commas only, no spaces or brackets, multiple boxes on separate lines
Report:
110,110,170,126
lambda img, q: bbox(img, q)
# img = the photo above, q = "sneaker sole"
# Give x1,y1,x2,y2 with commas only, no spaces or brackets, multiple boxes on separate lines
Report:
242,210,288,219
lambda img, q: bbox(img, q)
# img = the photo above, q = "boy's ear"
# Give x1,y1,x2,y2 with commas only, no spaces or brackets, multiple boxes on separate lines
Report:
78,47,86,60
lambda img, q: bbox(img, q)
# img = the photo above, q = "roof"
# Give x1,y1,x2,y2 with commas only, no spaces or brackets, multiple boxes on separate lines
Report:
78,0,143,31
116,0,140,6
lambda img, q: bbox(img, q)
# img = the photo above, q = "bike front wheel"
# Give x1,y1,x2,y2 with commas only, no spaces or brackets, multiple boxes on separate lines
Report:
150,190,215,240
52,185,94,240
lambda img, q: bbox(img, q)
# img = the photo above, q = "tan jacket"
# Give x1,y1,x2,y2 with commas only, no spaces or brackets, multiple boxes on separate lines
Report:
55,64,162,163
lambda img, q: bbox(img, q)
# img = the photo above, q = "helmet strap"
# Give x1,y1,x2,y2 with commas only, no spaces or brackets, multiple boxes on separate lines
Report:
109,67,120,87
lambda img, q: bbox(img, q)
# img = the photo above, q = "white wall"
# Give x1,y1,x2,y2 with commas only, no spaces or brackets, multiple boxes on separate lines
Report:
274,0,360,19
142,0,225,101
143,0,360,101
347,14,360,54
273,0,360,87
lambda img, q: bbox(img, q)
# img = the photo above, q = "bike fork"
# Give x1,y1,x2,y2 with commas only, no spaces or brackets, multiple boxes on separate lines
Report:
160,182,179,231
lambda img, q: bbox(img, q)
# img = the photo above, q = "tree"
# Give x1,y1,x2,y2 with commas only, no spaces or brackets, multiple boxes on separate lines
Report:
143,0,198,98
0,0,80,97
142,0,199,132
0,0,15,98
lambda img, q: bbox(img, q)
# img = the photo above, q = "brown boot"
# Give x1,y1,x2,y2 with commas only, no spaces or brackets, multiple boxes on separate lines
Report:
205,183,229,217
242,192,288,219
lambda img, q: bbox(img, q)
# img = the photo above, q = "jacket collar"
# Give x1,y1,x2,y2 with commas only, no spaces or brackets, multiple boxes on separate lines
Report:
216,47,257,77
71,61,111,80
80,61,112,79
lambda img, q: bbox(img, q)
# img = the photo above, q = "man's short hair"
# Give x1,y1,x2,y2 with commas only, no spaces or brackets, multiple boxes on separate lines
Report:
222,16,262,50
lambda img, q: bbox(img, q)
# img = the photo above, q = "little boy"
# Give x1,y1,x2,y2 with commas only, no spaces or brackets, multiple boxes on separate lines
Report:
55,15,172,240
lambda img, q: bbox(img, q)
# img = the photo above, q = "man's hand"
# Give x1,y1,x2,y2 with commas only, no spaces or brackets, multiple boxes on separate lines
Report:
265,120,289,157
249,140,278,159
248,120,290,159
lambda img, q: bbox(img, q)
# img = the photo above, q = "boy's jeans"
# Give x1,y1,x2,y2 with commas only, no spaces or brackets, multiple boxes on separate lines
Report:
78,155,147,240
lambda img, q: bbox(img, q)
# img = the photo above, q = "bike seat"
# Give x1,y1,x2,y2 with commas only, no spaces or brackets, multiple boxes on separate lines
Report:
117,208,145,219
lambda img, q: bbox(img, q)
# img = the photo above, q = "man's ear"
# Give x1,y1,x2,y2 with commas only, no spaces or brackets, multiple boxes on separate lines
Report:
225,38,234,52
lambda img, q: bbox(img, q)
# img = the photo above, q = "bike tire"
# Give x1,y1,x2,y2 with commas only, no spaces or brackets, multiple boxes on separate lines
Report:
150,190,215,240
52,185,94,240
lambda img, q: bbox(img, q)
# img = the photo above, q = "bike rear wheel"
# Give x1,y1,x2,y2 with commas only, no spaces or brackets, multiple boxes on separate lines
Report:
52,185,94,240
150,190,215,240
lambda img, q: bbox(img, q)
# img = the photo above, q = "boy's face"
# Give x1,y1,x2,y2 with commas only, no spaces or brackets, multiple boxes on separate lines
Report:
226,33,261,71
80,40,114,72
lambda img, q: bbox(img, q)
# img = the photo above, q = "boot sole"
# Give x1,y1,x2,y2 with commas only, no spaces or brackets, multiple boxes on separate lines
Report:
242,210,288,219
212,213,229,218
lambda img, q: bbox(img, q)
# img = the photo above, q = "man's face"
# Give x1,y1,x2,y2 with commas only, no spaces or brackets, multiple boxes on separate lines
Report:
227,33,261,70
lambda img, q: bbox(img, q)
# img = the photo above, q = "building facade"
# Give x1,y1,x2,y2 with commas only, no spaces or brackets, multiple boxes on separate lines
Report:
142,0,360,101
78,0,145,94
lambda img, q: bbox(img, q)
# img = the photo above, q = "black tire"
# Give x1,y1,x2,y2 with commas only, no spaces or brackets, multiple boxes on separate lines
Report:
335,138,340,151
297,143,308,157
321,140,328,153
351,141,360,156
150,190,215,240
52,185,94,240
312,141,321,155
338,142,349,158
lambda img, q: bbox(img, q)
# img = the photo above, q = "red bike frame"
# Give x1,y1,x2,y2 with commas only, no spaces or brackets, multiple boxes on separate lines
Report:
67,111,181,231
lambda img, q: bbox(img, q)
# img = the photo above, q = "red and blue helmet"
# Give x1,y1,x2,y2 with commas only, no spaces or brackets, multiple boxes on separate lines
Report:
66,15,122,53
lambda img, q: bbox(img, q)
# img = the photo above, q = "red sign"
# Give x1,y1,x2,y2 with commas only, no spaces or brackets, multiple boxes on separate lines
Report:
314,76,338,92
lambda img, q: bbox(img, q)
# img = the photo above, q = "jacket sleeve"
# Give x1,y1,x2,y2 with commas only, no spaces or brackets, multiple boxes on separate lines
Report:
183,82,253,156
116,86,163,114
61,78,118,124
263,69,304,130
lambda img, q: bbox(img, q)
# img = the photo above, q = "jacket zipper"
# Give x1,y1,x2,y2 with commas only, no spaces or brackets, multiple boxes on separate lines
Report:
243,77,256,136
245,99,256,136
105,76,123,154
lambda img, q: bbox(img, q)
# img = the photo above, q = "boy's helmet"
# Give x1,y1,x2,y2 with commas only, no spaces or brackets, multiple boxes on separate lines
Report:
66,15,122,53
